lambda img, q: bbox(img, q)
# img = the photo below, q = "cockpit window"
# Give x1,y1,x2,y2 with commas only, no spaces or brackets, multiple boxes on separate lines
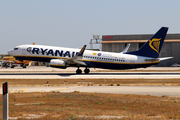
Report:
14,48,18,50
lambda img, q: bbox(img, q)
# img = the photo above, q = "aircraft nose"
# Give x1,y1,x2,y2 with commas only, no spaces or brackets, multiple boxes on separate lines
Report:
8,49,13,55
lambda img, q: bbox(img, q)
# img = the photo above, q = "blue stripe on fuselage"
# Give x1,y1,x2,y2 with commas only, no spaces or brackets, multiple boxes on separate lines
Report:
14,56,159,69
83,61,158,69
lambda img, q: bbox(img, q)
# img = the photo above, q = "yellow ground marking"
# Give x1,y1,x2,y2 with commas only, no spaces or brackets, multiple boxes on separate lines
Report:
19,88,28,92
59,88,68,90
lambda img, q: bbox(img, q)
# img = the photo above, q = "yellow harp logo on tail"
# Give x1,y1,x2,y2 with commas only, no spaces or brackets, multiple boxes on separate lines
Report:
149,38,161,54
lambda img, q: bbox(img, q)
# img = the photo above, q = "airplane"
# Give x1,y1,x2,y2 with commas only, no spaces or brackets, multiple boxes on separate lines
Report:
0,56,31,68
8,27,172,74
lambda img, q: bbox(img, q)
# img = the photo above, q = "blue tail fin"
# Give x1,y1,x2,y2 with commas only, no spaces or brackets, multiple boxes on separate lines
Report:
125,27,168,58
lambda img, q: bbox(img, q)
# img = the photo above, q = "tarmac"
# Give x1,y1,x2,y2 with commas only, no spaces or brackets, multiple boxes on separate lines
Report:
0,66,180,72
1,74,180,79
0,66,180,97
0,66,180,79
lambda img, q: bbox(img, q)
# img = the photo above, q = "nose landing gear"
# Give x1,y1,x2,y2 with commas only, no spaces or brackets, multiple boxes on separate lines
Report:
20,63,27,68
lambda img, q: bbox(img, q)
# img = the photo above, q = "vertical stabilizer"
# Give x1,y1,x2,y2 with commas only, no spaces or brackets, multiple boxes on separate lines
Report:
125,27,168,58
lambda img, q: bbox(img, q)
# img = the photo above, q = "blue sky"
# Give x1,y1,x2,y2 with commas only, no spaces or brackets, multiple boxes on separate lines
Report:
0,0,180,53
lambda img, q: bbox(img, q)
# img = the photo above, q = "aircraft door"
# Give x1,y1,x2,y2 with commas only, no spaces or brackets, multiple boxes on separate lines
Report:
22,48,26,55
130,57,135,66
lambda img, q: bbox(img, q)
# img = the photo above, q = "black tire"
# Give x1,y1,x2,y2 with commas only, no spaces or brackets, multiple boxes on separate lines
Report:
20,63,23,67
23,66,26,68
84,69,90,74
76,69,82,74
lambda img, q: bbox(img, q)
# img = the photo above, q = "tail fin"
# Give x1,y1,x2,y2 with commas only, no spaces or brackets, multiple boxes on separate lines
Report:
125,27,168,58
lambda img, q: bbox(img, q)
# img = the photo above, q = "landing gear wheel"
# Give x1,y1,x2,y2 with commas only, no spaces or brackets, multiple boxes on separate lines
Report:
23,65,26,68
76,69,82,74
84,69,90,74
11,66,14,68
20,63,23,67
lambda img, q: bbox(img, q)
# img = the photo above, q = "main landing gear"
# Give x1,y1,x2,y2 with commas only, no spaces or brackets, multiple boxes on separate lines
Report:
84,68,90,74
20,63,26,68
76,68,82,74
76,67,90,74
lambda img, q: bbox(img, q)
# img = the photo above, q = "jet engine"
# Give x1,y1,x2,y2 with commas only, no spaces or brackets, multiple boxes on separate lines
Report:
50,59,67,69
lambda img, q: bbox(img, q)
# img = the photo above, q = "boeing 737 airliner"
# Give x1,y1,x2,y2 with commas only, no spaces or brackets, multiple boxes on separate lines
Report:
8,27,172,74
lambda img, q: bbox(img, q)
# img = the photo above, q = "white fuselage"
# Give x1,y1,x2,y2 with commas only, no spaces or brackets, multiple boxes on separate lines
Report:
8,44,159,69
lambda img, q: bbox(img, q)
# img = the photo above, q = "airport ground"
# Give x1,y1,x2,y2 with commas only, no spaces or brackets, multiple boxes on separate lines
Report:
0,66,180,72
0,66,180,119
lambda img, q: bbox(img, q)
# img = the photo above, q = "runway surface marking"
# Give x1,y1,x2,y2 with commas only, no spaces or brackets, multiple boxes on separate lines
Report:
19,88,28,92
59,88,68,90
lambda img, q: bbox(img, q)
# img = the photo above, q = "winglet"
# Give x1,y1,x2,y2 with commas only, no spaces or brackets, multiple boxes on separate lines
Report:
121,44,130,53
65,45,87,66
77,45,86,56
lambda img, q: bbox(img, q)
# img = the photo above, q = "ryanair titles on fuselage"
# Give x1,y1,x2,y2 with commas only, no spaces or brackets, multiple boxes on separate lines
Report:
26,47,79,58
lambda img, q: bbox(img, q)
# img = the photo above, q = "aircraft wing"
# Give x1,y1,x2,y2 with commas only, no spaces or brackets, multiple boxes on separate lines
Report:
120,44,130,53
66,45,87,66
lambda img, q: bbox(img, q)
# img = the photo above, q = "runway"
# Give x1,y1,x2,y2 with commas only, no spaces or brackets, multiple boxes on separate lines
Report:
0,66,180,79
0,72,180,79
1,66,180,97
1,86,180,97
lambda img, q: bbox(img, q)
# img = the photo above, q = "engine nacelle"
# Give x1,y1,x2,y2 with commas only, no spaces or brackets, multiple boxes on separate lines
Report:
50,59,67,69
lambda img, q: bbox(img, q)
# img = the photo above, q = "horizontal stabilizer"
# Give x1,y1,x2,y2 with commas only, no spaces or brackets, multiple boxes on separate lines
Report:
159,57,173,61
145,57,173,62
145,58,159,62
